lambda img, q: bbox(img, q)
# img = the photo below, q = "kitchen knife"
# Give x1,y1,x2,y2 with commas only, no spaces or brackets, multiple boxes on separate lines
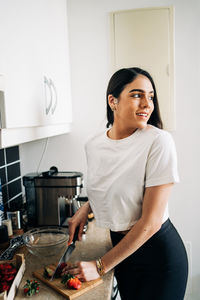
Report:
50,227,79,281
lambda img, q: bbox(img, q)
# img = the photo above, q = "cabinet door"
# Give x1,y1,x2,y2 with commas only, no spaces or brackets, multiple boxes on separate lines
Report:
0,0,72,129
40,0,72,127
111,7,175,130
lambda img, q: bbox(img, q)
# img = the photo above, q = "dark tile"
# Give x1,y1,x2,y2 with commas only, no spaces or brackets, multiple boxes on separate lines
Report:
7,194,23,211
7,162,21,182
0,149,5,167
6,146,19,164
2,185,8,209
8,178,22,199
0,167,6,185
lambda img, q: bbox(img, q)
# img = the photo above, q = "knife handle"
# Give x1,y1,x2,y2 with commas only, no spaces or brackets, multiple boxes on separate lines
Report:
73,226,79,244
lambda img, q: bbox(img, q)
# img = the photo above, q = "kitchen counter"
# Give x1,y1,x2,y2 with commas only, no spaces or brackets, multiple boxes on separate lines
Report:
14,220,114,300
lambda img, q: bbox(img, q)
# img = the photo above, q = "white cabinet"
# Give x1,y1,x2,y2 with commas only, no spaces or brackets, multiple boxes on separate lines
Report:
110,7,175,131
0,0,72,147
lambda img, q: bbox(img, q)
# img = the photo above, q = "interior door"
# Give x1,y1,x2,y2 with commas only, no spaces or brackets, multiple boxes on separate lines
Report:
111,7,175,131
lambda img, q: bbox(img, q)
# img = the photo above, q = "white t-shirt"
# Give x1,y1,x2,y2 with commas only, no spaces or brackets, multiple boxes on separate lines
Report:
85,125,179,232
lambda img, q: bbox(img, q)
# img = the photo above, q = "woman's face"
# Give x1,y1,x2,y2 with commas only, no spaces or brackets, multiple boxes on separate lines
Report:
111,75,154,130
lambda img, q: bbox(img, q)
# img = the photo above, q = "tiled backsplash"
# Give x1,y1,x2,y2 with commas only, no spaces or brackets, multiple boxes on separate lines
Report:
0,146,23,213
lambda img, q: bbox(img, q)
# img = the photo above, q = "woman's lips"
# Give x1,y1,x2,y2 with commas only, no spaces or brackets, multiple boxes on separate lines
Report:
136,113,148,118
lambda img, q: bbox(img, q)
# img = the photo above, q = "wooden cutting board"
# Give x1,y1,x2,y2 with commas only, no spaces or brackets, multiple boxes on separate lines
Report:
32,264,103,300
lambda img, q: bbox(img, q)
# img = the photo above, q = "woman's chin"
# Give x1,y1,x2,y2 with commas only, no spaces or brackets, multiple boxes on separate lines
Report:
137,122,148,129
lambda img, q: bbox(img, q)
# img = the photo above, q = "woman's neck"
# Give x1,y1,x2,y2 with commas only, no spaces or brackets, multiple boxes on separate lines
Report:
108,124,138,140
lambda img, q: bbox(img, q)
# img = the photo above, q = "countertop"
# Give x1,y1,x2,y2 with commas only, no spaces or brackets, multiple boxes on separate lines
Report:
13,220,114,300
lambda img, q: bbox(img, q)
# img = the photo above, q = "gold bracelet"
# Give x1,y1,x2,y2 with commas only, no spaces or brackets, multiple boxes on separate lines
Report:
96,258,105,276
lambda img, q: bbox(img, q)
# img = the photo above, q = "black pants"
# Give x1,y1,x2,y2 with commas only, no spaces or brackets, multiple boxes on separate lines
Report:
110,219,188,300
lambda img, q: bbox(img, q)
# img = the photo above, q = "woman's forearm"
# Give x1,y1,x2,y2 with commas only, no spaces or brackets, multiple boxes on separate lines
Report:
85,201,92,214
102,218,161,273
78,200,92,214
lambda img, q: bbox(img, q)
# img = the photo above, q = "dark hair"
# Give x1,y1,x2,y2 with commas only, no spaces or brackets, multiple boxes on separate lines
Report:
106,67,163,129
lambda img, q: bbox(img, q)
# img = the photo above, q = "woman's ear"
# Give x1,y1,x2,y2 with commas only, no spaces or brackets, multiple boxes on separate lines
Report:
108,95,118,111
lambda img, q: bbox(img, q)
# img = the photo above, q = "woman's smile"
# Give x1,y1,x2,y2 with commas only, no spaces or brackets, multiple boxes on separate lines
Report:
136,111,149,118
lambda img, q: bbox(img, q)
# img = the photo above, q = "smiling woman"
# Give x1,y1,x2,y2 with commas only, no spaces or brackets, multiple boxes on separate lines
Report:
107,74,155,139
106,67,163,134
66,67,188,300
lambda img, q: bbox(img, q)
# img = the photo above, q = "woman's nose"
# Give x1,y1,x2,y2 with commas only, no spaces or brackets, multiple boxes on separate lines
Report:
140,95,151,108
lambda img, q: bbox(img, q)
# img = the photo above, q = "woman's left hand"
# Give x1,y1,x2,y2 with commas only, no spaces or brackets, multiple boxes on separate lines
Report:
61,261,100,282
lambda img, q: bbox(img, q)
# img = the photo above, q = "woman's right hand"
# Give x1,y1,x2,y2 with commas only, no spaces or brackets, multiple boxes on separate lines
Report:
67,201,91,245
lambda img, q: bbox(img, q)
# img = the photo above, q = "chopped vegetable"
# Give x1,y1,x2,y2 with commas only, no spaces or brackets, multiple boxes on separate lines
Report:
67,277,81,289
43,263,82,290
61,273,81,290
43,262,68,279
56,262,68,277
23,279,40,296
43,266,54,278
61,273,73,284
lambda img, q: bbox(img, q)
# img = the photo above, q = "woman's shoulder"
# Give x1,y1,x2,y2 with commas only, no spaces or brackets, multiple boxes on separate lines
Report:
143,125,172,140
84,129,106,150
143,125,175,149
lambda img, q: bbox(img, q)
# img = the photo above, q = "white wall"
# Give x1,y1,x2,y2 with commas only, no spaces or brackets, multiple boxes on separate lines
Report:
20,0,200,298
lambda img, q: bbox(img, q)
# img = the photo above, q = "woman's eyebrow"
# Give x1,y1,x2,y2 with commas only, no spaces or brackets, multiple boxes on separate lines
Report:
129,89,154,94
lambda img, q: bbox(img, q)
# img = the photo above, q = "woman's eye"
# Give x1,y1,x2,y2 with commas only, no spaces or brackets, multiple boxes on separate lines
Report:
131,93,154,100
132,93,141,98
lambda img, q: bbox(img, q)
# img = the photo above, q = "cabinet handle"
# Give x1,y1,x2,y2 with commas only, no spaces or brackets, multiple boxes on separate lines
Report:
44,76,53,115
49,79,57,114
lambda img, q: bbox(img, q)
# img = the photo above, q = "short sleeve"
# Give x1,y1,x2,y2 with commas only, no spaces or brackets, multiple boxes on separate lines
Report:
145,132,180,187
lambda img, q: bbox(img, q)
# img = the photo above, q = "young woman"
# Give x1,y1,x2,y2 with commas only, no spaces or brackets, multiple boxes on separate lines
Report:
63,67,188,300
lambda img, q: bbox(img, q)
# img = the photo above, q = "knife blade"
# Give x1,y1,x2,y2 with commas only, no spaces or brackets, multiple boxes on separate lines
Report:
50,227,79,281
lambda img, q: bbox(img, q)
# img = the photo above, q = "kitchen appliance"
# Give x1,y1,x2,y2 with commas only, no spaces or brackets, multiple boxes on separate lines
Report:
23,167,83,227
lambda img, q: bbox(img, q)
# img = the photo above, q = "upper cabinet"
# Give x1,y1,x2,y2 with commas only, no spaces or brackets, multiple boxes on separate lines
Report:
110,7,175,131
0,0,72,147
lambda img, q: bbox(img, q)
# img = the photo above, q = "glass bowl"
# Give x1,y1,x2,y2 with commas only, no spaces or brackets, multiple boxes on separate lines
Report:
23,227,68,265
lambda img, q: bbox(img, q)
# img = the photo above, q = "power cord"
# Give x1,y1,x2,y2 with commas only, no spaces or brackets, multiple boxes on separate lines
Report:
36,137,49,173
